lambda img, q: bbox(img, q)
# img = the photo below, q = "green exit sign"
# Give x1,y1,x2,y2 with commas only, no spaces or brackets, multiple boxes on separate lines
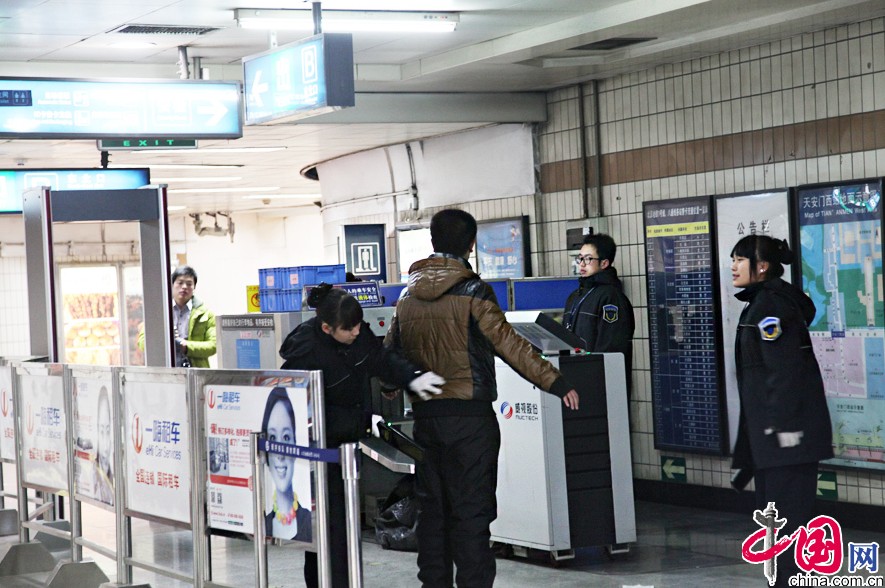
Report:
97,138,198,150
660,455,686,483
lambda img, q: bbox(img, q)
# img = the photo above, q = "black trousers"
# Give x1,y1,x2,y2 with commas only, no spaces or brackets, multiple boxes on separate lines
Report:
754,462,819,588
413,415,501,588
304,461,349,588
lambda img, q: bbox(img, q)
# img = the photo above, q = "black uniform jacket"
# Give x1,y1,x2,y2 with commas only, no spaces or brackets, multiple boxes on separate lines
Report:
731,278,834,471
279,318,419,447
563,268,635,383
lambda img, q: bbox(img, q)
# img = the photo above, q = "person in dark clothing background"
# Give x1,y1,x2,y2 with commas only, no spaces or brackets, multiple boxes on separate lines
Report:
730,235,833,588
563,233,635,396
279,283,444,587
385,209,579,588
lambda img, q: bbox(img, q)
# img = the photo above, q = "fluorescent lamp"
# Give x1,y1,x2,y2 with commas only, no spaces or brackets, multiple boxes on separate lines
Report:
242,193,321,200
197,146,287,153
235,9,458,33
151,177,242,182
169,186,280,194
131,146,286,155
168,205,187,211
110,164,243,170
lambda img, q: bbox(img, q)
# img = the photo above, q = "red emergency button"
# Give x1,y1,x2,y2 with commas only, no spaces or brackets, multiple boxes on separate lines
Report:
379,320,385,327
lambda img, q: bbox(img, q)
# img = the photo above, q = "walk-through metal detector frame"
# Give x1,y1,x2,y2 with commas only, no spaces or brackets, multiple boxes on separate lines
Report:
23,185,174,367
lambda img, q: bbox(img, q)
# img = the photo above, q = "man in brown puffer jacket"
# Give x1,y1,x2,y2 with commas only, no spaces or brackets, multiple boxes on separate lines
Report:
385,208,579,588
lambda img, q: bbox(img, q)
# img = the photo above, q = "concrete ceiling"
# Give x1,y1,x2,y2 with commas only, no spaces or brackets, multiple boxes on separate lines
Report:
1,0,883,215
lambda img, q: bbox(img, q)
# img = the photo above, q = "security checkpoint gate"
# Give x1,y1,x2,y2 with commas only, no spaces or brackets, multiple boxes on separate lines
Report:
23,185,174,367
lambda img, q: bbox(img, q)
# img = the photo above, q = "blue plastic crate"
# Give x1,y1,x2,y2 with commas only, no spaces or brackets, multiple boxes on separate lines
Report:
259,288,303,312
278,288,303,311
280,264,346,288
259,267,280,290
258,288,278,312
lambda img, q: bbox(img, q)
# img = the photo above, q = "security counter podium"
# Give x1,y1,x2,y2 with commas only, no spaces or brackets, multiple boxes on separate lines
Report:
490,311,636,563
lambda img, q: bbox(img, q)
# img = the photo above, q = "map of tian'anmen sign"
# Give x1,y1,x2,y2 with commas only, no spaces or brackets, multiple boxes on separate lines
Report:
797,180,884,471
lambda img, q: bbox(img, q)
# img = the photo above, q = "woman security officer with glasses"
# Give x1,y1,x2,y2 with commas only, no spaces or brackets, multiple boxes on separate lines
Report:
563,233,635,397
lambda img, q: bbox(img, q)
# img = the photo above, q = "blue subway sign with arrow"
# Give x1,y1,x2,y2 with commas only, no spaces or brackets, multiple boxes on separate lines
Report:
0,77,242,139
243,33,354,125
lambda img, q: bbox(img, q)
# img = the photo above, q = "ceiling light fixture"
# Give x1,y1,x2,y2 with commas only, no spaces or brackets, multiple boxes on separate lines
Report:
151,176,242,182
169,186,280,194
241,193,321,200
196,146,287,153
110,164,243,170
234,8,459,33
129,146,286,155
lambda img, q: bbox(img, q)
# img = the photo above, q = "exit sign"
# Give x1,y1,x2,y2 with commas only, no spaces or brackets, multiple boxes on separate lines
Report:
660,455,686,483
97,138,198,150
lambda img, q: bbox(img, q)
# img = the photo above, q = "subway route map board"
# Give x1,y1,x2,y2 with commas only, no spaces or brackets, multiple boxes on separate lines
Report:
644,196,728,455
796,179,884,472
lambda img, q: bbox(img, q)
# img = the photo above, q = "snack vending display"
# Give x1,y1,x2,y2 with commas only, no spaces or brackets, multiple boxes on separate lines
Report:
60,266,123,366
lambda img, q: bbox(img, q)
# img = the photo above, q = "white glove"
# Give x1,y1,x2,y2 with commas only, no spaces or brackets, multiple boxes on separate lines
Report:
370,414,384,437
776,431,804,448
409,371,445,400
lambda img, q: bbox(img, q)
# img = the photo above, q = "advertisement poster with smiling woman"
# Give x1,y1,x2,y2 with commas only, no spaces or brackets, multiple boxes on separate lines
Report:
72,375,116,507
204,384,312,543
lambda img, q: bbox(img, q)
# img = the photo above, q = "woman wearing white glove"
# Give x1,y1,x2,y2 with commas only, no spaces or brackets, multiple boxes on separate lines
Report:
730,235,833,587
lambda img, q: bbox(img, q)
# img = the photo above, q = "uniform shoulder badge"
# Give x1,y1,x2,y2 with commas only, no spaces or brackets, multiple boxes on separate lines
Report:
602,304,619,323
757,316,782,341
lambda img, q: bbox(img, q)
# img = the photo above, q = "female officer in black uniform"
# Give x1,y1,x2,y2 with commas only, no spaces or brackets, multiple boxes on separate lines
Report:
730,235,833,585
279,283,443,587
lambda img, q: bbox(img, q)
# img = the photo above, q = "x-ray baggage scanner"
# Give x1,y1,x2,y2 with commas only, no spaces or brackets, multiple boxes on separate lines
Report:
218,282,395,371
491,311,635,562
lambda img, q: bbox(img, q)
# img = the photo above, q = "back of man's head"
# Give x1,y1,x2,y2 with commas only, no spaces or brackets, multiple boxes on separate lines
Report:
583,233,617,264
430,209,477,258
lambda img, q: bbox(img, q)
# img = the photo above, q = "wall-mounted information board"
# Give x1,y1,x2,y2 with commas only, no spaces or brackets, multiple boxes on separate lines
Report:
713,190,791,452
795,179,884,471
475,216,531,279
644,196,727,455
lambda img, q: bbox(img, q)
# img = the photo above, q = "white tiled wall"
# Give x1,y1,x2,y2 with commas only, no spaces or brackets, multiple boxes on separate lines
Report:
0,257,29,356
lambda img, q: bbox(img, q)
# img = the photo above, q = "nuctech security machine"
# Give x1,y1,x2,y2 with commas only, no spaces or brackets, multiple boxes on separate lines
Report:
218,282,395,371
490,311,636,562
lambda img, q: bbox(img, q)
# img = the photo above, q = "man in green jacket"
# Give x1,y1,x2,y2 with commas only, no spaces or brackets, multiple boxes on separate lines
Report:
138,265,217,367
169,265,216,368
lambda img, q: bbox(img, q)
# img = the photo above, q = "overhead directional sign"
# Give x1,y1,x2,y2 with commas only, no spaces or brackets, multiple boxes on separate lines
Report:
0,168,149,214
243,33,355,125
0,77,242,139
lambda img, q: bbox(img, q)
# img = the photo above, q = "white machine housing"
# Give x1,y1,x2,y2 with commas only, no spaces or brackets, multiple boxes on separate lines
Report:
490,311,636,557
